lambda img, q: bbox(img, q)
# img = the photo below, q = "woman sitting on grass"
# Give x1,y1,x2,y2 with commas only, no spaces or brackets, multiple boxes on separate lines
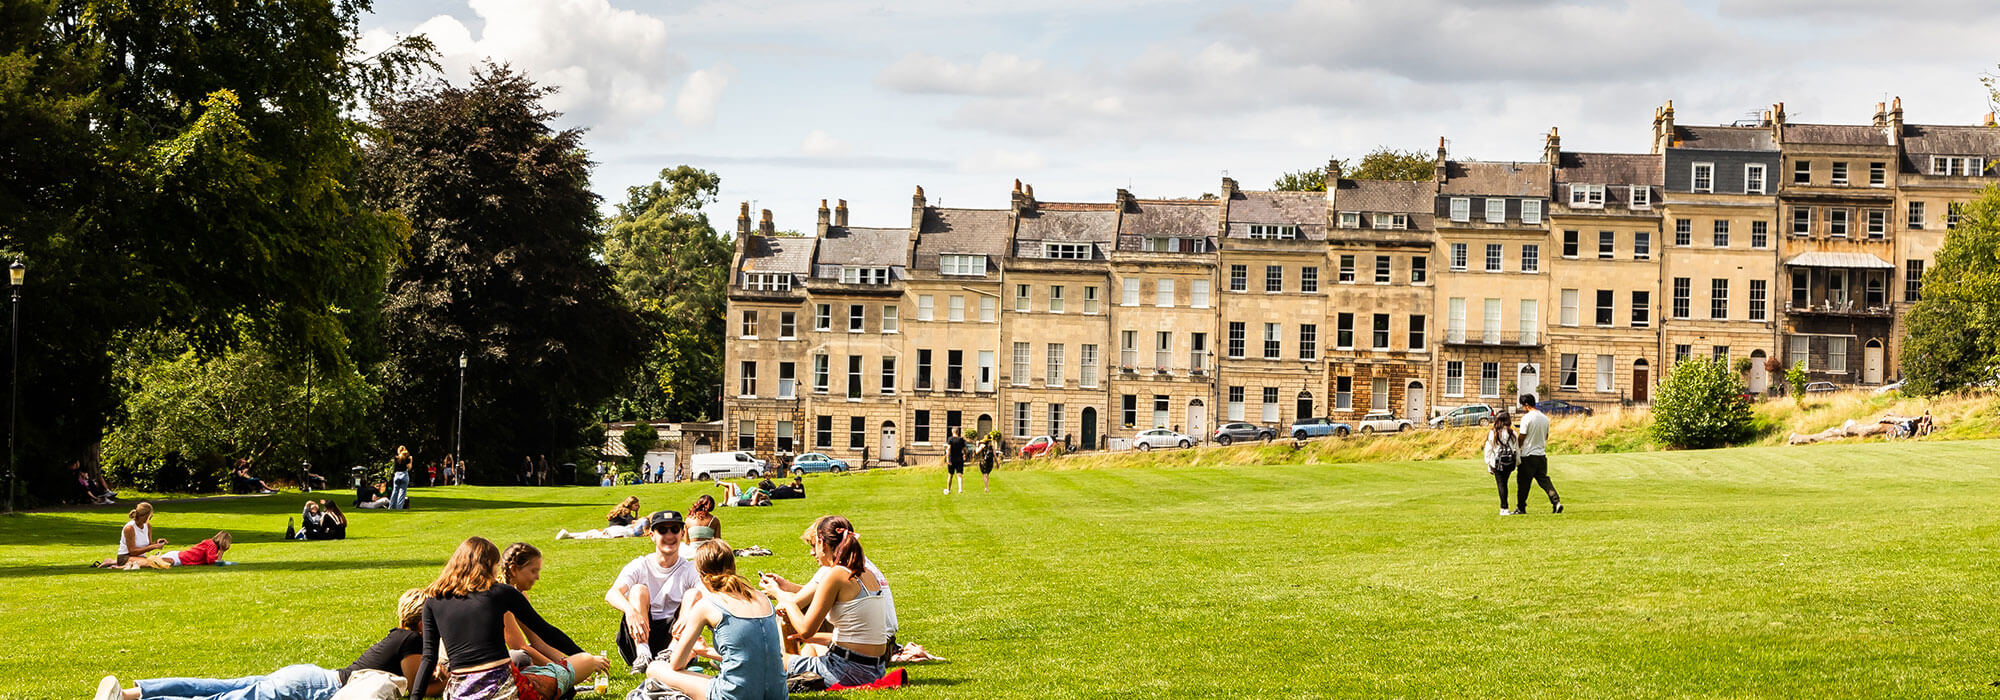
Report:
119,531,230,569
757,516,890,687
95,589,446,699
648,540,787,700
93,502,165,568
765,516,898,649
769,477,805,500
296,500,349,540
413,537,585,699
497,542,585,666
555,495,643,540
356,480,392,509
679,510,722,559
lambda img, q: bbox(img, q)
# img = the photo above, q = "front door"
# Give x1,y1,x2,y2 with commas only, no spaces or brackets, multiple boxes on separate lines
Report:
1749,350,1770,393
1864,340,1885,384
1633,365,1650,402
1406,381,1426,422
1517,363,1541,399
1188,400,1208,440
1080,408,1098,451
880,422,898,462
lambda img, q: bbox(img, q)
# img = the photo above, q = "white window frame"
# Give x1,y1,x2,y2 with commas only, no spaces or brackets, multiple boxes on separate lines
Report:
1692,163,1714,193
1043,242,1090,260
948,295,965,322
1521,199,1541,224
1744,163,1766,194
1449,243,1468,271
1596,355,1614,393
1049,285,1065,313
1560,289,1579,327
1079,345,1099,388
1083,286,1100,314
1011,342,1030,387
1635,231,1651,260
1521,244,1540,273
1449,198,1470,222
916,295,934,321
1830,161,1848,186
840,266,889,285
1484,244,1502,273
1121,278,1140,306
1445,361,1465,397
881,305,898,333
1246,224,1299,240
980,296,996,323
939,254,986,276
1047,343,1066,387
1629,186,1651,209
1569,184,1605,208
1484,198,1506,223
1339,212,1360,228
1155,279,1175,308
1191,280,1210,308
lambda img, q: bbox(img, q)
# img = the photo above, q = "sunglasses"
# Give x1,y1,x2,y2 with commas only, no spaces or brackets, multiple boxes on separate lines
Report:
651,524,683,535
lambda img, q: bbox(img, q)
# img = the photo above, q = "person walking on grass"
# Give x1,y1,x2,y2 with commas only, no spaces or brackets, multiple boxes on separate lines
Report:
1515,394,1563,514
944,431,967,495
390,446,413,510
1483,412,1521,515
976,436,997,493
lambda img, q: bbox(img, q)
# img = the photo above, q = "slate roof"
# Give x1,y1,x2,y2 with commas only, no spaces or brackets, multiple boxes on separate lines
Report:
1439,161,1550,197
913,207,1012,272
1901,124,2000,156
814,226,908,266
1017,204,1119,243
1119,199,1217,238
1783,123,1892,146
1671,125,1776,151
740,234,814,274
1556,152,1662,186
1331,179,1431,213
1227,190,1323,224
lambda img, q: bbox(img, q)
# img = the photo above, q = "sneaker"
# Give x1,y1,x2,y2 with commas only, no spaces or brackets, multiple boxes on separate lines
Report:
555,529,570,540
943,487,950,495
95,675,121,700
1553,501,1564,514
1499,508,1512,516
630,657,649,675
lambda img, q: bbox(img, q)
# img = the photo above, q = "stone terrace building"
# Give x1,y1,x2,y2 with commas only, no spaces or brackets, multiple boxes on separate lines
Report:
717,97,2000,464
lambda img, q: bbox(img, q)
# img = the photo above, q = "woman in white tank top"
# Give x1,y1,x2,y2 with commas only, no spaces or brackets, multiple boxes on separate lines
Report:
95,502,166,568
757,516,888,687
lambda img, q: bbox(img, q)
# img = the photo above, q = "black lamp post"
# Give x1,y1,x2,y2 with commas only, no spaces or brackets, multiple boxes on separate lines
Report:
6,260,22,514
454,352,467,473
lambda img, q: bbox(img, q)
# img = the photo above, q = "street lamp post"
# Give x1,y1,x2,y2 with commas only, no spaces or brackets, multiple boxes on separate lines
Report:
455,352,467,475
6,261,22,514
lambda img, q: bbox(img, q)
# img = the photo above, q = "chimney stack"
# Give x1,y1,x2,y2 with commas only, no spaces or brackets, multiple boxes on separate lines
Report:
1872,102,1887,127
1115,188,1135,211
1011,180,1036,214
1984,112,1995,128
910,185,927,232
759,209,775,237
1326,157,1343,183
1433,136,1448,189
737,201,752,238
835,199,848,228
1220,177,1239,197
1544,126,1562,166
1887,96,1904,144
816,199,831,237
1770,102,1786,141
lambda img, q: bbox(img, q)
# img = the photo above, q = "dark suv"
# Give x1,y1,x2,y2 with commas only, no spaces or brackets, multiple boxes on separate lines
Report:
1211,422,1275,446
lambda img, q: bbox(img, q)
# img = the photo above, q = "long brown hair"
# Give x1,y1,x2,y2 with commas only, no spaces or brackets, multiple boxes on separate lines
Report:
498,542,541,587
608,496,641,521
689,494,715,517
694,540,758,600
320,500,346,525
810,515,866,579
425,537,500,597
1492,411,1516,440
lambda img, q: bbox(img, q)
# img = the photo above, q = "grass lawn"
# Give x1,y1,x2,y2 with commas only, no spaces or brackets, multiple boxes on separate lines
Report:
7,439,2000,699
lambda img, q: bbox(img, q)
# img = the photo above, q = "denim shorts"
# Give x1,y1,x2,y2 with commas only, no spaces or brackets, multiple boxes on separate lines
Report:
787,650,884,687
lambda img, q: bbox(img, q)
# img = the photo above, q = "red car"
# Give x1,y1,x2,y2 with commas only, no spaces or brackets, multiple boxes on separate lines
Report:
1019,435,1055,458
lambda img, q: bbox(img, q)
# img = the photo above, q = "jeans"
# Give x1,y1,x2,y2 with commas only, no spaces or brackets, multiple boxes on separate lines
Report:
389,471,409,510
1515,455,1559,513
138,664,339,700
789,649,885,687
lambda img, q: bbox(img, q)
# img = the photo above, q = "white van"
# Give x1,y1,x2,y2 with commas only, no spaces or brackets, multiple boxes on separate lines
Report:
690,451,767,481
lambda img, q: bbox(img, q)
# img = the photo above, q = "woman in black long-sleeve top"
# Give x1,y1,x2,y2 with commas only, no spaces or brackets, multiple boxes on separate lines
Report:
412,537,584,699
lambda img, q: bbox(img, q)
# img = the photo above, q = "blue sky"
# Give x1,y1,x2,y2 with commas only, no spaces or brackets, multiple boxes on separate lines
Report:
360,0,2000,231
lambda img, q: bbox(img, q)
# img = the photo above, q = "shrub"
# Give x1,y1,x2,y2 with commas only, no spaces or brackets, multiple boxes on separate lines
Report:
1786,362,1809,400
1650,356,1755,449
621,421,659,470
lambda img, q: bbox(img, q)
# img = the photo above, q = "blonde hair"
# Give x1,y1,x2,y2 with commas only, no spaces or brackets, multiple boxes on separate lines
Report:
608,496,641,521
129,502,154,522
498,542,541,587
424,537,500,598
694,540,757,600
211,531,232,552
396,588,425,630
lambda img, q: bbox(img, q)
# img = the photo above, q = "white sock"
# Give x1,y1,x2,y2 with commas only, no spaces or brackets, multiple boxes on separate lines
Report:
634,642,652,661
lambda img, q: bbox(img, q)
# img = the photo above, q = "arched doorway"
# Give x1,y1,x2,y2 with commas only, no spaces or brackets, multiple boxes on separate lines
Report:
1749,350,1769,394
975,414,993,437
1296,391,1315,422
1406,381,1426,422
1864,339,1885,384
1516,363,1541,400
693,436,713,455
1080,407,1098,451
879,421,898,462
1187,399,1208,439
1632,359,1651,402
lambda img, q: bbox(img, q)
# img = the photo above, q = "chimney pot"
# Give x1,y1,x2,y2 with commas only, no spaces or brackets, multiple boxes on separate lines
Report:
1013,179,1022,193
1985,112,1995,127
834,199,848,228
1025,184,1034,198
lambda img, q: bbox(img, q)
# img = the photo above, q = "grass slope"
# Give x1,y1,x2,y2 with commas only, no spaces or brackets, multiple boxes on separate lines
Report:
8,439,2000,698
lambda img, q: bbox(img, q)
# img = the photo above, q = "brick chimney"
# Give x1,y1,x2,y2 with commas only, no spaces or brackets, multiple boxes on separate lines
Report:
835,199,848,228
909,185,927,237
1011,179,1036,214
1770,102,1786,141
732,201,753,276
1544,126,1561,166
816,199,831,237
737,201,752,239
1872,101,1887,127
1323,157,1343,209
759,208,775,237
1985,112,1996,128
1220,177,1239,198
1115,188,1135,212
1887,96,1903,145
1651,100,1676,154
1433,136,1448,191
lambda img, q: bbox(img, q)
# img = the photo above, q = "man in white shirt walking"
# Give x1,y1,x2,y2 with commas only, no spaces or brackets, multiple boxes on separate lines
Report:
1514,394,1563,514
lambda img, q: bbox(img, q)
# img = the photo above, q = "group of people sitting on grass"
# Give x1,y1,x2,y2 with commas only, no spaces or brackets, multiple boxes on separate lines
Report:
88,502,234,570
290,499,350,540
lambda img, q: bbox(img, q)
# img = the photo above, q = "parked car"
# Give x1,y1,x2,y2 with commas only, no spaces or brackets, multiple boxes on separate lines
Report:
1805,381,1841,393
690,451,766,481
1357,412,1414,434
1872,379,1905,395
1211,422,1276,446
1020,435,1056,458
1131,428,1194,451
1288,417,1353,439
1535,399,1595,417
1429,404,1496,428
790,452,849,473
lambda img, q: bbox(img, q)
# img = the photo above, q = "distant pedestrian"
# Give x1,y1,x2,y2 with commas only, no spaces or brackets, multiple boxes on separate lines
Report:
1515,395,1562,514
521,455,534,486
944,432,967,495
538,454,551,486
441,454,458,487
1483,412,1521,516
977,436,997,493
1062,433,1073,453
389,446,412,509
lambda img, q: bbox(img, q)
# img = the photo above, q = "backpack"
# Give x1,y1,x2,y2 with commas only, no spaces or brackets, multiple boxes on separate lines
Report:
1493,432,1519,472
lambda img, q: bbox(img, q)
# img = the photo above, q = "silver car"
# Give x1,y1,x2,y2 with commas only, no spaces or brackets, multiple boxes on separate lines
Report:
1132,428,1195,451
1357,412,1414,434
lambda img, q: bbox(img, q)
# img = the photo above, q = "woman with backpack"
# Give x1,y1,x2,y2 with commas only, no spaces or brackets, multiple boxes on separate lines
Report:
1484,412,1522,516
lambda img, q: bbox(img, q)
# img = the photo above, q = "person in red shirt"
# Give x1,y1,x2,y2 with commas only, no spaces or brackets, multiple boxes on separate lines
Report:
121,531,231,569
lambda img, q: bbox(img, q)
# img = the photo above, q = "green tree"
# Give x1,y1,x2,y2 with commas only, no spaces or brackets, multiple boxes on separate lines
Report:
363,64,644,483
1273,166,1330,192
620,421,659,470
1274,147,1436,191
1901,186,2000,395
1786,361,1809,400
600,166,733,422
1650,356,1755,449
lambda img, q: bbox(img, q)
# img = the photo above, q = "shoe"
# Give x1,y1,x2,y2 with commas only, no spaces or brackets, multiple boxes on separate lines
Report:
1553,501,1564,514
1499,509,1512,516
943,487,950,494
95,675,121,700
556,529,570,540
630,658,648,675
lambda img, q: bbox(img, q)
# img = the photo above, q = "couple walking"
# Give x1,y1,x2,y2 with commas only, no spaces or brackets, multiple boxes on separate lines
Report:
1483,394,1563,516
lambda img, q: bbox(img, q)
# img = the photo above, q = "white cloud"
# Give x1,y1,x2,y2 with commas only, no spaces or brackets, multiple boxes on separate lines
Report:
676,63,738,128
876,52,1053,96
800,129,850,156
361,0,678,134
958,148,1047,173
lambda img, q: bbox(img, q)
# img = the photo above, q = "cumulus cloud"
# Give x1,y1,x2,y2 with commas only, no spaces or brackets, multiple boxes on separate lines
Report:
361,0,678,133
676,63,738,128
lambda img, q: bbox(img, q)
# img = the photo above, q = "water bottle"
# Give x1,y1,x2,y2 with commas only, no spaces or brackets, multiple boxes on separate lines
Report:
594,651,611,694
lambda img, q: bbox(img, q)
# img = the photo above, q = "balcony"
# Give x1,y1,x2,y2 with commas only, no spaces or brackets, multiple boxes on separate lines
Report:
1442,330,1544,348
1784,300,1892,318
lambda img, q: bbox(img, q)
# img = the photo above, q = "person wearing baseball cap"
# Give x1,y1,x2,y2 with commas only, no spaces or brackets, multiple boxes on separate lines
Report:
605,510,700,674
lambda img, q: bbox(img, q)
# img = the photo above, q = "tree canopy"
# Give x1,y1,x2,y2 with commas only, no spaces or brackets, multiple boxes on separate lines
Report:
1900,186,2000,395
1274,147,1436,191
601,166,733,423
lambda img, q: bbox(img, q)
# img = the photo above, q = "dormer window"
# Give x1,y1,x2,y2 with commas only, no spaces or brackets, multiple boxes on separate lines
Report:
1521,200,1541,224
1449,198,1470,222
1338,212,1360,228
1483,198,1505,223
1371,213,1408,229
743,272,792,291
840,266,890,285
1043,242,1090,260
1569,184,1605,208
1692,163,1714,193
1143,237,1209,253
1629,186,1651,209
1246,224,1298,239
940,254,986,276
1932,156,1987,176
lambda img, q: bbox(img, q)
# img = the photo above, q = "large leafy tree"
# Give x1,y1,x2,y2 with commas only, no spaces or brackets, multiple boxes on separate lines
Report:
1900,186,2000,395
0,0,427,501
1274,147,1436,191
600,166,732,422
364,65,643,482
1650,356,1755,449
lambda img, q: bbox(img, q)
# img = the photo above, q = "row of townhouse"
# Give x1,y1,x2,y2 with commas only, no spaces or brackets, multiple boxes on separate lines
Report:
723,98,2000,465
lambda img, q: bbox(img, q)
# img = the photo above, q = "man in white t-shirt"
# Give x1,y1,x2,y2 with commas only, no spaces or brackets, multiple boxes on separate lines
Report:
1514,394,1563,514
605,510,701,673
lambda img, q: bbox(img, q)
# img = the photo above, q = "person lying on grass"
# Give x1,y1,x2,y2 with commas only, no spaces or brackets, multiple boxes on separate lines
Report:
761,516,899,650
94,588,446,700
411,537,585,699
769,477,805,500
497,542,582,667
647,540,787,700
555,495,644,539
93,502,165,568
714,480,771,508
606,510,701,675
118,531,230,569
757,516,890,688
